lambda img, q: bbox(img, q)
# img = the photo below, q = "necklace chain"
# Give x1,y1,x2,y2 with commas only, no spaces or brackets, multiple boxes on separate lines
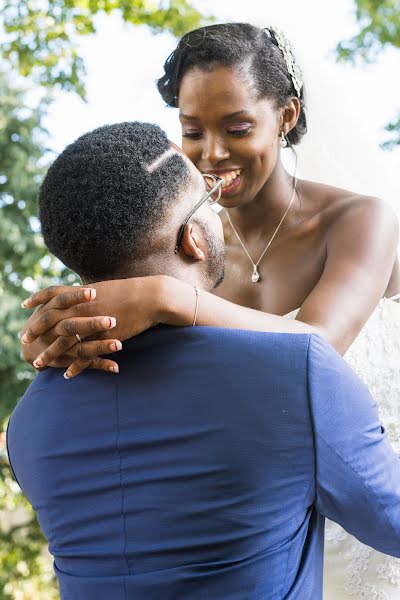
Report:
225,179,297,283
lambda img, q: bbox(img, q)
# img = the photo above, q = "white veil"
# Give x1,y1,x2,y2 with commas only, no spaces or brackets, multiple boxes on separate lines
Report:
281,48,400,217
281,47,400,257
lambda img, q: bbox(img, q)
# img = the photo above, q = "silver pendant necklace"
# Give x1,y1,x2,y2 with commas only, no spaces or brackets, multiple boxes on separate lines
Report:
226,181,297,283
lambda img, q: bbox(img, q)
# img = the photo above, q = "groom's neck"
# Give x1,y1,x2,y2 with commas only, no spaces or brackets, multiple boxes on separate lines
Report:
81,259,210,291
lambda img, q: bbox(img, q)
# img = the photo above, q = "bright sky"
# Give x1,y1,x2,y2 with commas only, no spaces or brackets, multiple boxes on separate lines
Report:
44,0,400,203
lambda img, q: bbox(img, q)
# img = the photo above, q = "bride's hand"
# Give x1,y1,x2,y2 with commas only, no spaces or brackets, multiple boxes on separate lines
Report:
20,276,169,378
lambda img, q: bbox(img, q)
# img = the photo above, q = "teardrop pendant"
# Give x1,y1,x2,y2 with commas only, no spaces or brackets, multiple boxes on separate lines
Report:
251,266,260,283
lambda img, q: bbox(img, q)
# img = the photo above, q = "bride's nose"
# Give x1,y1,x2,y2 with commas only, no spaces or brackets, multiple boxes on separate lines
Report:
201,134,230,165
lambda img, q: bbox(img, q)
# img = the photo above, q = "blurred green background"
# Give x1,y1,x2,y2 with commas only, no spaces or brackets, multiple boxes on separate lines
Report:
1,0,399,596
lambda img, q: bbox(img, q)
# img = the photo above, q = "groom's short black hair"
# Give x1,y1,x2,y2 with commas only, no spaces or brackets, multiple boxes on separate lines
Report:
39,122,190,281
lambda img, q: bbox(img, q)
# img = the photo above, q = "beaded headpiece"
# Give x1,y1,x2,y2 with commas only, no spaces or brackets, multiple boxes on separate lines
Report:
264,26,303,97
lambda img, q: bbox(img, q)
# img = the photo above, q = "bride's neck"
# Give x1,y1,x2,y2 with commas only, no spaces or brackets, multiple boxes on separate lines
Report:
227,163,298,241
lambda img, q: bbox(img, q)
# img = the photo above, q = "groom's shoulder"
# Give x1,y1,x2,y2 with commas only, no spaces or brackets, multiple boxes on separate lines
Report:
180,328,349,383
138,325,317,369
190,326,312,352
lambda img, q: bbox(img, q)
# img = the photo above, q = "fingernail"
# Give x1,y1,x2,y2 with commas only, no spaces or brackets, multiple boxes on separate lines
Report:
21,299,30,308
110,365,119,373
33,357,44,368
90,288,96,299
83,289,91,300
63,371,71,380
102,317,116,328
21,334,29,344
112,341,122,352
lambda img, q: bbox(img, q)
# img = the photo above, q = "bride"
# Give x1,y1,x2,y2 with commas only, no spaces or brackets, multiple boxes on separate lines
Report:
20,23,400,599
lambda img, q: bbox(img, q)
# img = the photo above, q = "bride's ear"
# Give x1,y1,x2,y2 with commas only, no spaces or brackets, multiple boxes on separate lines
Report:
280,98,301,133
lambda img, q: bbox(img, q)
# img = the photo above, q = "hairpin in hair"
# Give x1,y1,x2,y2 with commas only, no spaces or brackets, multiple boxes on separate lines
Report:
265,26,303,97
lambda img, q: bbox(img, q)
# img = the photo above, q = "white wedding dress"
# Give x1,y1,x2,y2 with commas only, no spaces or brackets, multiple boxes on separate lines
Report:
275,29,400,598
285,294,400,599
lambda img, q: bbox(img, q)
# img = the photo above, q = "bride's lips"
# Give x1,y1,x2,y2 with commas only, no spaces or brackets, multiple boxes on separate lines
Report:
204,169,243,198
220,174,242,197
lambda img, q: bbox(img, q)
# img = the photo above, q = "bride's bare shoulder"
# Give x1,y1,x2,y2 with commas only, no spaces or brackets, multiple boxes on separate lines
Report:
301,178,398,227
303,178,399,296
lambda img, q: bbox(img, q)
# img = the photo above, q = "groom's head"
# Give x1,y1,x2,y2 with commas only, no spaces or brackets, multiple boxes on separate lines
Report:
38,122,225,289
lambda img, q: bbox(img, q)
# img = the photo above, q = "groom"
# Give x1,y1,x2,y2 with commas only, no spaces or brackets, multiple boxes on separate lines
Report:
7,122,400,600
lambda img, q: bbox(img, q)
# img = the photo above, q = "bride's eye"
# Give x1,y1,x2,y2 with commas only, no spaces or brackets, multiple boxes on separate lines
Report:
182,130,202,140
228,126,252,137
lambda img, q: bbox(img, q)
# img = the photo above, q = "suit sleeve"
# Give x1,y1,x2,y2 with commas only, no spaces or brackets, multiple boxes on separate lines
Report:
307,334,400,557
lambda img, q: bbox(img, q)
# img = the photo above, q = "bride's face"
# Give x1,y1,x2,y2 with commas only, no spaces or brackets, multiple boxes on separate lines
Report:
178,65,282,209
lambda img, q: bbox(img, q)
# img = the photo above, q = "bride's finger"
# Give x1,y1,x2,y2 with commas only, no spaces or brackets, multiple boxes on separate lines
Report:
49,356,119,374
21,311,116,344
63,356,120,380
21,285,87,308
33,337,122,369
52,316,117,339
45,287,97,311
31,288,97,317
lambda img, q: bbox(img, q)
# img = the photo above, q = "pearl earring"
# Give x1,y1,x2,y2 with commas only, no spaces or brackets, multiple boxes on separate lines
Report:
280,131,288,148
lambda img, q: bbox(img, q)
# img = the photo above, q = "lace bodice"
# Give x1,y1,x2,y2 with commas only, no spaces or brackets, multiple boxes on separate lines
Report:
286,296,400,599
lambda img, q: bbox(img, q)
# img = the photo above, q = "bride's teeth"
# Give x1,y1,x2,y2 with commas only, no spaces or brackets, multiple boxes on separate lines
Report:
220,169,241,188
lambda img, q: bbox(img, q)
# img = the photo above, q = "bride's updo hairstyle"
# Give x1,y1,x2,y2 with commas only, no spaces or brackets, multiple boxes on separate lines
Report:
157,22,307,146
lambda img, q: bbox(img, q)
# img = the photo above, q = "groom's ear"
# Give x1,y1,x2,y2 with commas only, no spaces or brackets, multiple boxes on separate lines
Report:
180,223,206,261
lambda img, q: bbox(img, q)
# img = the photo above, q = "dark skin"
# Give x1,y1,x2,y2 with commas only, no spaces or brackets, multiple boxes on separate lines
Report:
20,65,400,375
217,182,400,315
180,67,399,327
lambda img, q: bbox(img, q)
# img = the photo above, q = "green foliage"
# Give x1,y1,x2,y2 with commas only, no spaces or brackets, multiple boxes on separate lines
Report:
0,72,76,598
336,0,400,148
1,0,213,99
382,114,400,150
0,458,58,599
0,3,212,596
0,78,44,423
0,73,78,424
336,0,400,63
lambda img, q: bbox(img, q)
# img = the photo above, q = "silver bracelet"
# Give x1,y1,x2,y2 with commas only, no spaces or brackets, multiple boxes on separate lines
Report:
192,286,200,326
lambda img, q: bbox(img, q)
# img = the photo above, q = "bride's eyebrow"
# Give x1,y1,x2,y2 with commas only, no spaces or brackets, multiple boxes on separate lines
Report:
221,110,251,121
179,110,252,121
179,113,198,121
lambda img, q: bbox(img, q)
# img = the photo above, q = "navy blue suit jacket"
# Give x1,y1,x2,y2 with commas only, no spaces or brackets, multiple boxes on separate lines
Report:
7,328,400,599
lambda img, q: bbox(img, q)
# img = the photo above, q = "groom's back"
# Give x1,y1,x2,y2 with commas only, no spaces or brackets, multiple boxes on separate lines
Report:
5,328,344,598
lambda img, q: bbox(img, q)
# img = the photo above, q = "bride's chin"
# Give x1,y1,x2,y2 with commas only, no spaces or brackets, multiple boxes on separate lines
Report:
218,197,243,209
218,187,245,208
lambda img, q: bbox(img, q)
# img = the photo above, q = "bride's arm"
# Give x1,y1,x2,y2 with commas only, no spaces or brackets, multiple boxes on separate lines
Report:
20,275,317,377
161,193,397,355
20,197,398,374
162,278,315,334
293,196,399,354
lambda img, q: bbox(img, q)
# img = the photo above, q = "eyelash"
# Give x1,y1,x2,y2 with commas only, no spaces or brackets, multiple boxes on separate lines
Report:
182,127,252,140
182,132,202,140
229,128,251,137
